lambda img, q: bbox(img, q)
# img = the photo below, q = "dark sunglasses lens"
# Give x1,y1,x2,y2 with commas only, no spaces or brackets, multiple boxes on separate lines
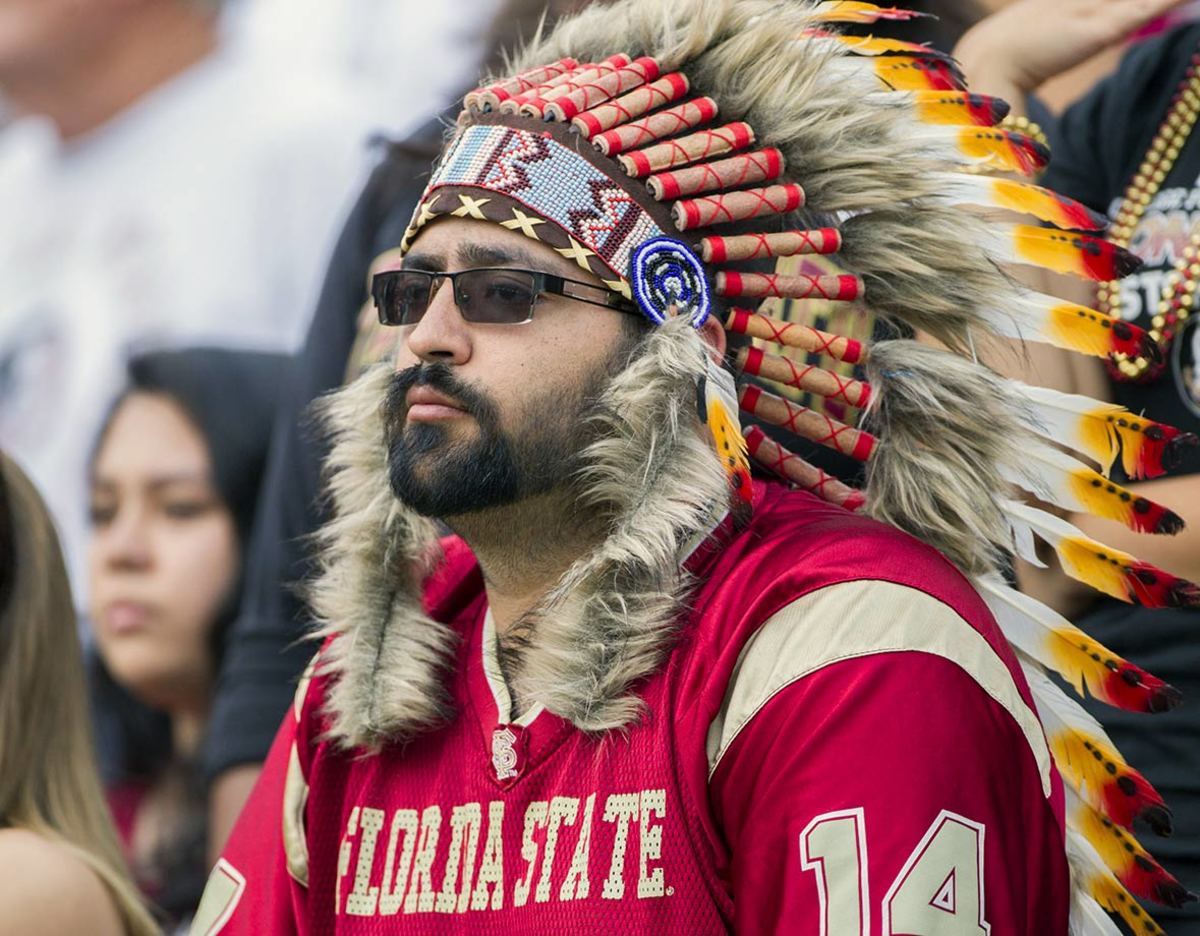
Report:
376,272,432,326
457,270,537,324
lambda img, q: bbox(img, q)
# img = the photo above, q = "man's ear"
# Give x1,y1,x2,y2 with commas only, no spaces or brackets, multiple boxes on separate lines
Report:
698,314,727,361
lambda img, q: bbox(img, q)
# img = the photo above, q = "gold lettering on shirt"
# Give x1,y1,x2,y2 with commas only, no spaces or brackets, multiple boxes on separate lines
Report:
403,805,443,914
637,789,668,898
437,803,483,913
346,807,386,915
535,797,580,903
512,800,549,908
335,806,360,915
333,788,674,918
601,792,641,900
378,808,418,915
559,793,596,902
470,801,506,911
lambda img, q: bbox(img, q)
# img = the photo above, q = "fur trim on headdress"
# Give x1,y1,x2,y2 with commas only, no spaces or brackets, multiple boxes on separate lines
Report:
839,209,1012,353
864,341,1019,576
310,321,730,741
307,365,454,751
504,315,730,731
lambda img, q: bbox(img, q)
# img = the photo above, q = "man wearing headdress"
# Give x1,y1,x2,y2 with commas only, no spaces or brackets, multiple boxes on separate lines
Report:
195,1,1194,933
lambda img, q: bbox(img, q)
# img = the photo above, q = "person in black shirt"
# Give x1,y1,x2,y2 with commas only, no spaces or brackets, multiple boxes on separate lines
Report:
958,3,1200,931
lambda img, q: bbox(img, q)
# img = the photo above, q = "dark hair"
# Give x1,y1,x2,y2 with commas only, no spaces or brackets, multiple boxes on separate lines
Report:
88,347,288,923
92,348,291,544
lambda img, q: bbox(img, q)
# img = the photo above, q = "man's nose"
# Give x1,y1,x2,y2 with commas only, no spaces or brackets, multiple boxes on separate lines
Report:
404,277,472,365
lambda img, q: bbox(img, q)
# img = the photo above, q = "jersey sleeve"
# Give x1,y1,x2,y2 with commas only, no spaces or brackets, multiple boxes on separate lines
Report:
706,580,1069,936
192,656,320,935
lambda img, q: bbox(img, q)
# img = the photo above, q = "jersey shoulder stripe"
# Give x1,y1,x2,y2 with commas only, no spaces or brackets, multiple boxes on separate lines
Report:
704,578,1052,796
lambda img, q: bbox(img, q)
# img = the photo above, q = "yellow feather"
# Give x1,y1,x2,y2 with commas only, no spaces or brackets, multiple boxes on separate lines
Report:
708,396,750,478
1057,537,1138,603
1089,873,1166,936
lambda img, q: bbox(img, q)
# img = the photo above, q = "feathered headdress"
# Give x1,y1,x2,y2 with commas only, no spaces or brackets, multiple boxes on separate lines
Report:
311,2,1200,930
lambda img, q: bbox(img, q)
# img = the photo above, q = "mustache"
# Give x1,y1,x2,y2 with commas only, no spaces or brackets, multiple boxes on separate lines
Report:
382,363,498,430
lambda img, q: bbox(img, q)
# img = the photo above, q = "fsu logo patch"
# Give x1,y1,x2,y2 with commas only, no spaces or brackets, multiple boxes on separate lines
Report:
491,723,528,787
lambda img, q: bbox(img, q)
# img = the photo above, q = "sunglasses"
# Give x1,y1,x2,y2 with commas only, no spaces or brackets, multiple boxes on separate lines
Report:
372,267,639,327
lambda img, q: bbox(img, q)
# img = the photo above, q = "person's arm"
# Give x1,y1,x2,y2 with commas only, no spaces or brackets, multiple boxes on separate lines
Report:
0,830,125,936
707,582,1068,934
954,0,1185,113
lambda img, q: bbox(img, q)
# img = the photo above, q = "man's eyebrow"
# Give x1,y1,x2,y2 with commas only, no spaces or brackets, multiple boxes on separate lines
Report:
402,251,443,272
456,241,541,269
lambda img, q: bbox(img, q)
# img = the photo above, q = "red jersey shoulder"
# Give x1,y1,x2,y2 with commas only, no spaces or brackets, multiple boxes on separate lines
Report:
680,479,1031,710
739,479,990,619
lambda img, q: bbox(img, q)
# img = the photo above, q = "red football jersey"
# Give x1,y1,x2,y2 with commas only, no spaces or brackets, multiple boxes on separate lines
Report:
195,480,1070,934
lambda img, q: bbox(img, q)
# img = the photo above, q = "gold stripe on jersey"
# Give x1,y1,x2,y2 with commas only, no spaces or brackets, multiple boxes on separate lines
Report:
294,652,319,721
282,651,319,888
284,742,311,887
191,858,246,935
705,580,1053,796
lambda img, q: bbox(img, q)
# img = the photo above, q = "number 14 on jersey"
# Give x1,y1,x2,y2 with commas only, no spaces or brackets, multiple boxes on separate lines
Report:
800,808,990,936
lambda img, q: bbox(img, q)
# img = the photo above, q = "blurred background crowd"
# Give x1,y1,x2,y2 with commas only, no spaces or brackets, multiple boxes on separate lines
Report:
1,0,1199,932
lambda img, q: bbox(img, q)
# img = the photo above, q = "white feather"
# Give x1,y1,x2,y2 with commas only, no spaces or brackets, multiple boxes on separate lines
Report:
1066,826,1125,936
1002,498,1084,548
977,289,1117,363
1008,382,1122,475
1069,891,1123,936
928,172,1104,230
1009,513,1047,568
705,354,740,419
1019,657,1117,751
975,575,1087,695
1000,440,1131,522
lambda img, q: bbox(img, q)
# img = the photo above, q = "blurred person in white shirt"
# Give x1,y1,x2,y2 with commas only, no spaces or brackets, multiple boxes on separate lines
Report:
224,0,502,138
0,0,375,597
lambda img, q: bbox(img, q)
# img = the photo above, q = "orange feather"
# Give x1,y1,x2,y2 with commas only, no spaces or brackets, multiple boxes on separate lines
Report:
906,91,1010,127
1005,225,1142,280
1003,502,1200,608
869,55,967,91
810,2,929,24
1026,664,1172,832
1014,384,1200,480
955,129,1049,176
703,361,752,504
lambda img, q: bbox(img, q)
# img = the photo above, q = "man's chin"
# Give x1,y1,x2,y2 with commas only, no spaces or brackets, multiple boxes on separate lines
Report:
388,477,522,520
401,417,476,445
387,437,523,518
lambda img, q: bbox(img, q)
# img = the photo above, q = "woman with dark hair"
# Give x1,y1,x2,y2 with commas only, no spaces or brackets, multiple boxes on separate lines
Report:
86,347,287,931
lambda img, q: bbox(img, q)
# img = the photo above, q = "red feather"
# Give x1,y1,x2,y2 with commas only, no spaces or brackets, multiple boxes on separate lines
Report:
1124,560,1200,609
1131,422,1199,480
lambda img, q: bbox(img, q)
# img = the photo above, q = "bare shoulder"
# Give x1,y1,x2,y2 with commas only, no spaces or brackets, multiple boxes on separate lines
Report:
0,828,126,936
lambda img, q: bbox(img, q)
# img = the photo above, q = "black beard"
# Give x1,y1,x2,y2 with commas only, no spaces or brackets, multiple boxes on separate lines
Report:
382,363,584,518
